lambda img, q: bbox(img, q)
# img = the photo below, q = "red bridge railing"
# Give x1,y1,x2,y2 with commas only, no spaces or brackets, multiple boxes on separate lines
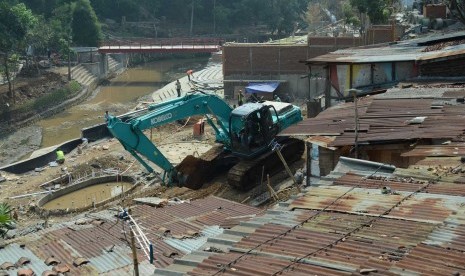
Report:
99,37,225,48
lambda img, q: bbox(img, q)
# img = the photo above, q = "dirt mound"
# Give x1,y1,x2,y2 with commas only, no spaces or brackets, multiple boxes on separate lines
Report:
0,71,67,106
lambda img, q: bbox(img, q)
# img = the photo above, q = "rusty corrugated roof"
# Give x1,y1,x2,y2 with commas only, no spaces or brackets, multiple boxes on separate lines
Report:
158,155,465,276
3,196,261,275
281,87,465,147
306,31,465,65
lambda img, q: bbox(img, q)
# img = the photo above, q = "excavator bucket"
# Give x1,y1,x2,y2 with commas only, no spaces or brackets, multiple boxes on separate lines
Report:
175,145,225,190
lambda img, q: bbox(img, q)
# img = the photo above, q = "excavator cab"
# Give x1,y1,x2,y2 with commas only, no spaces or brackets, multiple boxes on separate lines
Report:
229,103,279,158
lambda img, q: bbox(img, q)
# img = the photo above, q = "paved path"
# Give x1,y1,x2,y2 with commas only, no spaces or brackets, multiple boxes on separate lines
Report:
151,62,224,104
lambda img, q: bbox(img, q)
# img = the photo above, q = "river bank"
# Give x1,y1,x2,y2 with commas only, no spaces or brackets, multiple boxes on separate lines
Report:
0,56,215,167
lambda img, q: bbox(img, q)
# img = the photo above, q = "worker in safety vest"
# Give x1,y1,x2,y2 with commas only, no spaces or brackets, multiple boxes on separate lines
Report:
56,149,65,164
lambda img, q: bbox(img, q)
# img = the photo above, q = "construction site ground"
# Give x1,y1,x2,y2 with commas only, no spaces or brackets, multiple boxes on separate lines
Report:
0,120,303,232
0,66,305,237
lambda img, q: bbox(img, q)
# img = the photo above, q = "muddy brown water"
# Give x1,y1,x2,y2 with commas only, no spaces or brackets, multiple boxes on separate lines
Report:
42,181,133,210
37,57,208,148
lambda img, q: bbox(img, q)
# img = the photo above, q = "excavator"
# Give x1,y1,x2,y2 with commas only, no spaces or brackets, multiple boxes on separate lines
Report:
107,91,304,190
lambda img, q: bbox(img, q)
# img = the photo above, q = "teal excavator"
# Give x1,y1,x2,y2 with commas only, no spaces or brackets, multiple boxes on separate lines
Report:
107,92,304,190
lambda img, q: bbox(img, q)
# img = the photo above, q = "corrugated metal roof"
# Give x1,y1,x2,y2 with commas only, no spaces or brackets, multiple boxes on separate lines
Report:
0,244,51,275
282,87,465,146
0,196,261,275
306,31,465,64
160,154,465,276
87,245,133,273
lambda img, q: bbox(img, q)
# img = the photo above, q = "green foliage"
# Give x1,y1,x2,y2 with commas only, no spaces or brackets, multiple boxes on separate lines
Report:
350,0,389,24
15,81,81,114
0,2,37,53
0,203,12,229
72,0,101,46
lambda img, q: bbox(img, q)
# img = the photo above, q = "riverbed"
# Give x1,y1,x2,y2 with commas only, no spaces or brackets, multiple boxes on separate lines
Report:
0,56,209,167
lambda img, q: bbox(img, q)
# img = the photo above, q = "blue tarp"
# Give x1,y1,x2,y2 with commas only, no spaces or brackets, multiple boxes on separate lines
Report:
245,82,279,94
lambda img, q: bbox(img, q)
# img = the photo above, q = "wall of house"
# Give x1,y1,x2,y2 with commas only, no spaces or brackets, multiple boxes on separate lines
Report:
315,61,416,103
420,57,465,77
223,38,363,99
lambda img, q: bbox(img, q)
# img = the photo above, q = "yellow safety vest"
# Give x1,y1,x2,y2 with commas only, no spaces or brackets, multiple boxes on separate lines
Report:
56,150,65,160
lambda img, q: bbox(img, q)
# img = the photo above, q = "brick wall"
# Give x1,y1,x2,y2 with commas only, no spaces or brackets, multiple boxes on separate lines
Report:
365,26,395,44
223,45,309,76
423,4,447,19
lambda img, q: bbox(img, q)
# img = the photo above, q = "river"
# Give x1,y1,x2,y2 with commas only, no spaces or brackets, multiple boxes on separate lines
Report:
0,56,209,166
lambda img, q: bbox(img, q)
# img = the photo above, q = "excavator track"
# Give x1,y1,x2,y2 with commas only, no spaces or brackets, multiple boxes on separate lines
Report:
227,138,305,191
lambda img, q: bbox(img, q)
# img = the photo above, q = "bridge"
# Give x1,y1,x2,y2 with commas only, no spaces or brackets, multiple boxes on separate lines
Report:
98,38,224,54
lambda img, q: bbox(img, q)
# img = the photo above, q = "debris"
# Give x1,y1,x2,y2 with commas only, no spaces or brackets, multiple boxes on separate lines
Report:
75,218,92,225
360,268,378,274
0,177,5,183
15,257,30,267
105,245,115,253
17,268,34,276
73,257,89,267
381,186,392,194
34,167,45,172
52,264,70,273
0,262,15,270
102,145,109,150
41,270,58,276
49,162,58,167
204,247,224,253
162,251,178,258
44,257,61,266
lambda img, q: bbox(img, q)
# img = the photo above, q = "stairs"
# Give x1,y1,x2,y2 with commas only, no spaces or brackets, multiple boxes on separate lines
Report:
107,55,120,72
71,65,97,87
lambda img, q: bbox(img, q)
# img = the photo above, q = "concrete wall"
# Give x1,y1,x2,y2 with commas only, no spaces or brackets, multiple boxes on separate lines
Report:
81,62,101,77
0,138,82,174
37,175,137,215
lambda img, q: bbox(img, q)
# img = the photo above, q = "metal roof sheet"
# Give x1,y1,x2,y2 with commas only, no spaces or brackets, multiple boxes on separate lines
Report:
306,31,465,64
0,244,53,275
282,89,465,145
165,225,223,254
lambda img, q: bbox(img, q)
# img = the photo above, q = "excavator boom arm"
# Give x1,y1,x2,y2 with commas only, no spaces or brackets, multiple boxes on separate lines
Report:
107,92,233,180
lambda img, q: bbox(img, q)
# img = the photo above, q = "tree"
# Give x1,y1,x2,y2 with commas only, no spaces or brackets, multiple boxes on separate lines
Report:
0,2,37,102
342,1,360,28
350,0,390,24
446,0,465,25
72,0,101,46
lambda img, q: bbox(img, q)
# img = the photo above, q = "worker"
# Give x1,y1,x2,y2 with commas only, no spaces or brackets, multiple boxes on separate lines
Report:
104,111,110,123
238,90,244,106
175,79,181,97
56,148,65,164
186,69,193,81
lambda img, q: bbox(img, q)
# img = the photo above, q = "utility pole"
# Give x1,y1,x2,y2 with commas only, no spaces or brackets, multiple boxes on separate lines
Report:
130,227,140,276
190,0,194,37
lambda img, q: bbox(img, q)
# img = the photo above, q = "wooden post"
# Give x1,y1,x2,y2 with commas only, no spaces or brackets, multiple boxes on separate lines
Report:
352,90,359,159
267,174,278,201
306,141,311,187
130,229,140,276
275,148,301,192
